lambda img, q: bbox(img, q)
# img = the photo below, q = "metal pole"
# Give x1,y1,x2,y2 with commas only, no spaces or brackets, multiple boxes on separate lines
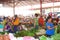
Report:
30,0,33,12
53,0,54,12
40,0,42,15
13,0,15,15
13,5,15,15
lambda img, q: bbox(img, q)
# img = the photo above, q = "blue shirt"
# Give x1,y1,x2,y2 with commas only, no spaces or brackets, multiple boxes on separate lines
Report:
46,22,55,35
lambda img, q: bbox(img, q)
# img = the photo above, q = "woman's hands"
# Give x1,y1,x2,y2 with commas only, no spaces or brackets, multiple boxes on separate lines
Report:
54,26,57,28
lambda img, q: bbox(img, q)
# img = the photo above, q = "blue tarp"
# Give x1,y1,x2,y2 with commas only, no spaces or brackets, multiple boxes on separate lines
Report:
0,24,4,28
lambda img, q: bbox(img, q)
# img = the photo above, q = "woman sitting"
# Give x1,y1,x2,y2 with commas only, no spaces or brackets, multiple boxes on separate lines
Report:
4,22,13,33
46,17,57,37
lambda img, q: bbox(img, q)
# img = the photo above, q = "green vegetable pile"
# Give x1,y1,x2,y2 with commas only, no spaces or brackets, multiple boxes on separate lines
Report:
0,31,9,35
52,34,60,40
57,25,60,33
14,28,39,37
0,32,5,35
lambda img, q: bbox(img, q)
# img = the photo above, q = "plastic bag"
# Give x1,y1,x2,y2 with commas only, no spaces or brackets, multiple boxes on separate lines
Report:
9,33,17,40
22,25,27,30
52,34,60,40
55,26,57,34
0,35,3,40
57,24,60,33
17,37,23,40
23,36,35,40
39,35,47,40
3,35,10,40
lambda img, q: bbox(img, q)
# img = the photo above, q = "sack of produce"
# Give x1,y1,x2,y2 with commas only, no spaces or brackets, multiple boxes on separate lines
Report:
36,29,46,35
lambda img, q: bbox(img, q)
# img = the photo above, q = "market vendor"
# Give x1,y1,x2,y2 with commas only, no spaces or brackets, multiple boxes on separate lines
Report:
34,13,39,30
4,22,13,33
38,16,44,28
46,17,57,37
58,17,60,33
12,15,20,33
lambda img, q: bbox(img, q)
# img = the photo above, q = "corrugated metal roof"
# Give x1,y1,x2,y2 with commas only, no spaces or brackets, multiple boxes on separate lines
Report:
0,0,60,7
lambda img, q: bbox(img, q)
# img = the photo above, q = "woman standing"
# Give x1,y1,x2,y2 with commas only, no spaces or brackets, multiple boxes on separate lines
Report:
46,17,57,37
13,15,20,33
34,13,39,30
